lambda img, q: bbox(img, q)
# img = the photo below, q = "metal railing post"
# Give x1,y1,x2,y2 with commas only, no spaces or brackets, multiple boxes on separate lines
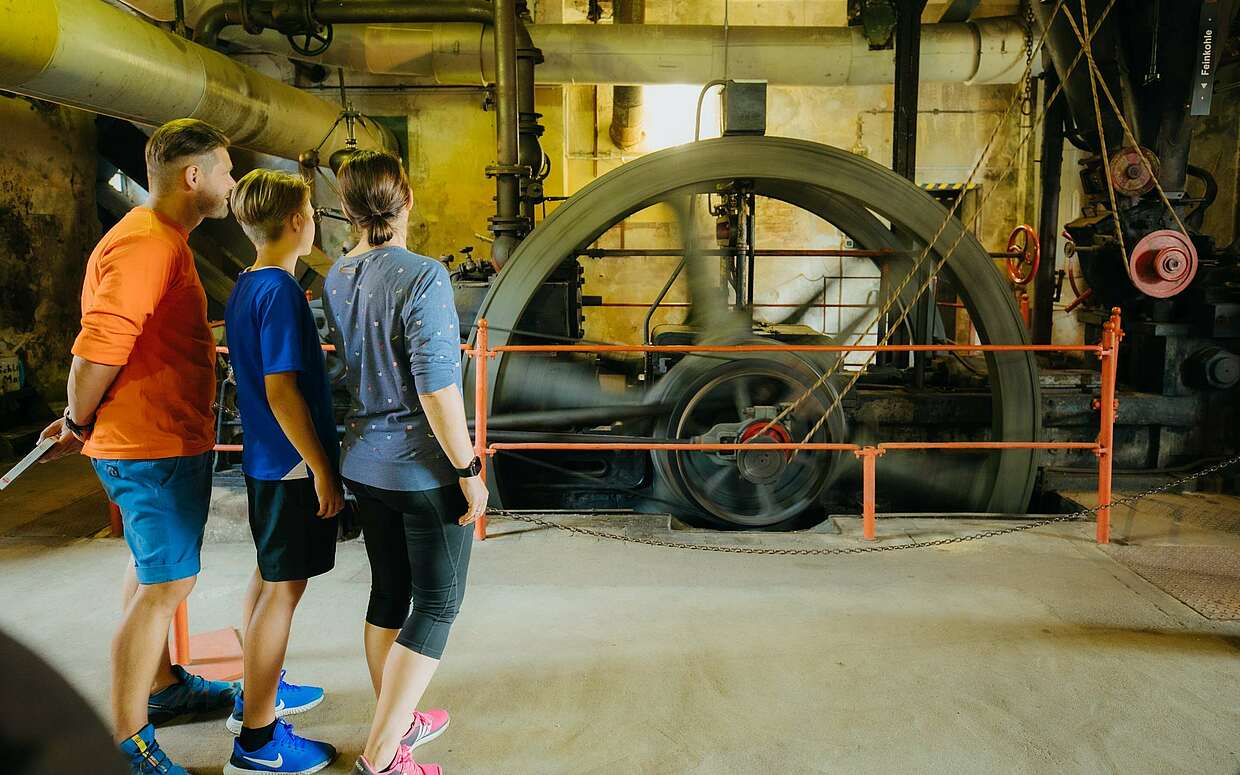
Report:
108,501,123,537
474,319,490,541
171,601,190,665
1095,307,1122,544
855,447,885,540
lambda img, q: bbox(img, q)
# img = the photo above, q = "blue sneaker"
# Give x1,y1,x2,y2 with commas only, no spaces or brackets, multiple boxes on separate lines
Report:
225,670,326,734
223,718,336,775
119,723,189,775
148,664,239,725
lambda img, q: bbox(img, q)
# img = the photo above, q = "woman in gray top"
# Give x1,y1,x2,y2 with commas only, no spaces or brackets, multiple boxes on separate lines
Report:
324,150,487,775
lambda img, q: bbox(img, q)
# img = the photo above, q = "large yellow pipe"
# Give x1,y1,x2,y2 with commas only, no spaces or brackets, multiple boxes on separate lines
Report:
0,0,394,161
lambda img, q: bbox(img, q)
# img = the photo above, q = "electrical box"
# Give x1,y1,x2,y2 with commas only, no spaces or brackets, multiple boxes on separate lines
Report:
722,80,767,136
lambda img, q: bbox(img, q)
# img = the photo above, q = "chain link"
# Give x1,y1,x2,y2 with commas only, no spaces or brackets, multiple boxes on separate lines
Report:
1020,0,1036,117
486,454,1240,557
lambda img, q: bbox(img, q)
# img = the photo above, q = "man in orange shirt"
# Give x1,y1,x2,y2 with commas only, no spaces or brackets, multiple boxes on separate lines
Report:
40,118,237,775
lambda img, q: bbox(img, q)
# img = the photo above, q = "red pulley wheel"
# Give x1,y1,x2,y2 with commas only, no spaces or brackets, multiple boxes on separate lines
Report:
1129,229,1198,299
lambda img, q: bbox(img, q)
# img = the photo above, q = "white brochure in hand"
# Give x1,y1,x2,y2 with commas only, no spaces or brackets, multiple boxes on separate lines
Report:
0,437,57,491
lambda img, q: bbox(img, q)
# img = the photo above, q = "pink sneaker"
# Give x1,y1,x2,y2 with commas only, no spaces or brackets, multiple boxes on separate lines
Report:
401,709,450,751
352,747,442,775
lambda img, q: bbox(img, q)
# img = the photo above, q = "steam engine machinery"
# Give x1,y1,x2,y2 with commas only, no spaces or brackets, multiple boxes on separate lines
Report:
194,0,1238,530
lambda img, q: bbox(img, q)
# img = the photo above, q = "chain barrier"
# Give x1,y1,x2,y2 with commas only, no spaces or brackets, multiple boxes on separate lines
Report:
484,454,1240,556
1020,0,1037,117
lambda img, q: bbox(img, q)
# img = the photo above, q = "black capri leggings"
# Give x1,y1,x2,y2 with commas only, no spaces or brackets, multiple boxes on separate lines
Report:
346,480,473,660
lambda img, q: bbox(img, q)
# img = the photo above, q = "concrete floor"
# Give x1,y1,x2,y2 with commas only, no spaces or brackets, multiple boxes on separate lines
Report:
1,459,1239,774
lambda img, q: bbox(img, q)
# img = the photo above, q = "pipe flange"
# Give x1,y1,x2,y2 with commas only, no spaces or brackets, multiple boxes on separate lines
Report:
487,214,531,236
485,163,533,178
1129,229,1198,298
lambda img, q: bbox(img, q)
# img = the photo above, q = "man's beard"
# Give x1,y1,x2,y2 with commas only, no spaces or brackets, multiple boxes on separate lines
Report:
197,190,230,220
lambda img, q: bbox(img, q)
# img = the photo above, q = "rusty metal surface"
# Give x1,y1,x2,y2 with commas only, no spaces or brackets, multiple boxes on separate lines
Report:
1105,545,1240,620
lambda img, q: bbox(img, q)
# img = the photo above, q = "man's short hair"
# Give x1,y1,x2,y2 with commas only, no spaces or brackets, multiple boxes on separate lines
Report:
144,119,230,181
230,169,311,244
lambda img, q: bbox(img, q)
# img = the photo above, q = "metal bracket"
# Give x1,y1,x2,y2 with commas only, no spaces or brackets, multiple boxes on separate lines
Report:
485,164,533,178
847,0,898,49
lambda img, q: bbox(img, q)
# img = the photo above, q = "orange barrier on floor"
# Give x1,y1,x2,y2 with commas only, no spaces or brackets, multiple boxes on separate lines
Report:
211,310,1124,546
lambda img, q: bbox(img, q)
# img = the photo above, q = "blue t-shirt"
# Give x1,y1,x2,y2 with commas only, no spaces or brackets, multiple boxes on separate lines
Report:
224,267,339,481
323,247,462,492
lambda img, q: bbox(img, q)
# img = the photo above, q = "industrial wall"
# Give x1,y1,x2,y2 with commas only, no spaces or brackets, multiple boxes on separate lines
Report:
0,96,98,408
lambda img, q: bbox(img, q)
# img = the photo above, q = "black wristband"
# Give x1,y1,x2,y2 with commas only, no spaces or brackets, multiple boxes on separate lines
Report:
454,456,482,478
63,408,95,439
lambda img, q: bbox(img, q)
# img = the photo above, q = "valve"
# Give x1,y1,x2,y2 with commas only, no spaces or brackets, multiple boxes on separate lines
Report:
1005,224,1041,286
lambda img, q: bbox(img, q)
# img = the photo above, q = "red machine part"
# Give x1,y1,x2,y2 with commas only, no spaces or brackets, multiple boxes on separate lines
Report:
1064,229,1094,312
739,419,793,459
1005,224,1040,286
1108,146,1160,197
1129,229,1198,298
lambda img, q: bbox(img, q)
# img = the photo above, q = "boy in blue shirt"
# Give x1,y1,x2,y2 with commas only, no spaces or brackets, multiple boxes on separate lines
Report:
222,169,344,775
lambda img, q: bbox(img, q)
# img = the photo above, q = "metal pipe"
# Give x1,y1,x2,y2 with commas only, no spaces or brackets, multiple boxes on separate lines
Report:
1033,70,1066,345
221,17,1035,86
0,0,393,162
609,0,645,149
483,404,670,430
1096,307,1122,544
473,319,490,540
318,0,494,24
893,0,929,389
855,447,883,540
489,0,522,266
195,3,240,47
516,23,545,232
1032,0,1125,154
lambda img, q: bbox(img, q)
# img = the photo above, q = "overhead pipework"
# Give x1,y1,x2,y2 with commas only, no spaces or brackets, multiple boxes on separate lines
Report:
195,0,547,267
208,17,1036,86
0,0,394,163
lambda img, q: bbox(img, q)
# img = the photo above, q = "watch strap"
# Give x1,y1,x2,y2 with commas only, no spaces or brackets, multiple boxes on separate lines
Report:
454,456,482,478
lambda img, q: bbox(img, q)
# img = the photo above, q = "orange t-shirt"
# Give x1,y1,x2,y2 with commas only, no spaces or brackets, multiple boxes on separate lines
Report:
72,207,217,460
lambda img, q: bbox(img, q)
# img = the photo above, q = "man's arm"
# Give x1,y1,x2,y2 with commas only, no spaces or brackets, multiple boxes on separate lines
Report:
264,372,344,518
39,356,123,461
69,356,123,426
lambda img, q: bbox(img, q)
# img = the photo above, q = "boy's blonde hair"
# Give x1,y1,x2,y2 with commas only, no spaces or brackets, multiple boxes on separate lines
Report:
230,169,311,244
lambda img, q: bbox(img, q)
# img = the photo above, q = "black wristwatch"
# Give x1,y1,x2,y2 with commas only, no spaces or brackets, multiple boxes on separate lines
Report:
454,456,483,478
63,407,95,441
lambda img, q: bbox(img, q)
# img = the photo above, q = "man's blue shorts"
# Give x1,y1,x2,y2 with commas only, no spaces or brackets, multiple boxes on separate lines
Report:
90,453,212,585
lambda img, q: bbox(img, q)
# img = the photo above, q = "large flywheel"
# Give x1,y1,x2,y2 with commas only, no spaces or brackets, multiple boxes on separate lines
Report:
467,136,1041,526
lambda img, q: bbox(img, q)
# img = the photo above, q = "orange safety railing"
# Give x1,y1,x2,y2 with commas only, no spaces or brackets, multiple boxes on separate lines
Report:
465,308,1125,545
209,309,1125,548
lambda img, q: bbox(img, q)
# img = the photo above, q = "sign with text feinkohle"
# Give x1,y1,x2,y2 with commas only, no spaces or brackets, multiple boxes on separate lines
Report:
1191,0,1225,116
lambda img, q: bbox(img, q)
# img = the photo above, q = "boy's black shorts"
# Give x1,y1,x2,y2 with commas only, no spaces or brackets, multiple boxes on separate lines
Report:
244,475,338,582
